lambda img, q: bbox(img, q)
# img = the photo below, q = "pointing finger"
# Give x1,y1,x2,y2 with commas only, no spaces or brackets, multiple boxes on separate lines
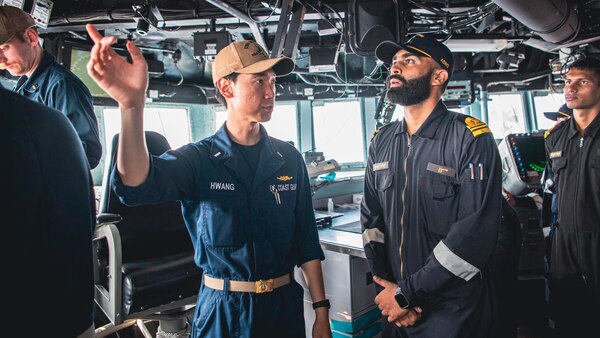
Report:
86,24,103,43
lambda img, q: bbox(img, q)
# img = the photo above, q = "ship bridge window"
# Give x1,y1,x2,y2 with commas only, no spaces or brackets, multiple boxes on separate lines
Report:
103,107,191,154
533,93,565,131
215,104,299,147
312,101,365,164
488,94,526,139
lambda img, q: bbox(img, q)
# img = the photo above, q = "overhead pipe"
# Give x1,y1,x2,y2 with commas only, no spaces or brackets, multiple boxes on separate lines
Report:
491,0,579,43
205,0,267,49
295,73,384,87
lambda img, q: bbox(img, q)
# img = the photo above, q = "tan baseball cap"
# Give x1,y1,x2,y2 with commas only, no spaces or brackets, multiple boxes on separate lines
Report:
0,6,36,45
212,40,295,84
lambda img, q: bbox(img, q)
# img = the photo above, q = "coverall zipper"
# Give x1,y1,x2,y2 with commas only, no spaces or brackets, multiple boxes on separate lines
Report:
399,134,412,278
576,136,586,284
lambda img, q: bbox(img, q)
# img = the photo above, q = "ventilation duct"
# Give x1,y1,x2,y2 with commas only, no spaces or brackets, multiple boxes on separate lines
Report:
492,0,579,44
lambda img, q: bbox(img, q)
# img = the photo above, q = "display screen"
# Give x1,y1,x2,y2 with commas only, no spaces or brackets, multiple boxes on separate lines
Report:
507,133,546,182
69,48,110,98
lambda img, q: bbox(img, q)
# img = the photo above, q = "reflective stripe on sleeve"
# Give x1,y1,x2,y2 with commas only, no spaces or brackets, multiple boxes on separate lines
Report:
362,228,385,244
433,240,480,281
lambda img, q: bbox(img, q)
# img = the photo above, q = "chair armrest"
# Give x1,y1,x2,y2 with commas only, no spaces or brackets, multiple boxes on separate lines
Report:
97,213,123,227
93,222,124,325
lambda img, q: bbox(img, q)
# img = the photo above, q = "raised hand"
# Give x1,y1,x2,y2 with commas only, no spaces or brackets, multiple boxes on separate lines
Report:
85,24,148,110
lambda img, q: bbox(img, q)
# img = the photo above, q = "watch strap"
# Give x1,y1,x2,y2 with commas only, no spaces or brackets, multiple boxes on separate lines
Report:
312,299,331,310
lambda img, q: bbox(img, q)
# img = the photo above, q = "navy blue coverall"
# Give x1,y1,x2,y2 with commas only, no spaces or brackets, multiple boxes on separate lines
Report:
544,114,600,337
361,101,502,338
113,124,325,338
13,50,102,169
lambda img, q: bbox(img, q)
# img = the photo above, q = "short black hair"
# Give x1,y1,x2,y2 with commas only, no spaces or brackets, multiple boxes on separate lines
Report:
567,57,600,85
214,73,239,108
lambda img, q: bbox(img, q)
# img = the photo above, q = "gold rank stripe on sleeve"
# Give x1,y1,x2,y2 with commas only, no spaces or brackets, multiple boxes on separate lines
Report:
463,117,491,137
371,127,383,140
544,125,557,139
371,123,391,140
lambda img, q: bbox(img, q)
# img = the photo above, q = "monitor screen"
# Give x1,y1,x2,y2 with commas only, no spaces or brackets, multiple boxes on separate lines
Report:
69,48,110,98
509,133,547,177
499,132,546,195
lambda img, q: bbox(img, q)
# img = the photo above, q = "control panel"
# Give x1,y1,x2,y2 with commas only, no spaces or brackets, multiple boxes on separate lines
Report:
498,132,546,196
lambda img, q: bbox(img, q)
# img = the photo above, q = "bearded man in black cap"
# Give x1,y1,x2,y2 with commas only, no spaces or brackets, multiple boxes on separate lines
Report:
360,34,503,337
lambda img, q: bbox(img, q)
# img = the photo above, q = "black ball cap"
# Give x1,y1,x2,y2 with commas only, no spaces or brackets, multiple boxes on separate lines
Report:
543,103,573,121
375,34,454,78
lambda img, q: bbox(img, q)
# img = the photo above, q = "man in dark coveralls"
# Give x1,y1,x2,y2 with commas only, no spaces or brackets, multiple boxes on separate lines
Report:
361,34,502,337
544,56,600,338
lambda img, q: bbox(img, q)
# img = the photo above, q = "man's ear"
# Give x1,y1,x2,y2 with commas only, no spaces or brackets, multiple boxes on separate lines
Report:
432,69,448,87
24,28,39,47
216,77,234,99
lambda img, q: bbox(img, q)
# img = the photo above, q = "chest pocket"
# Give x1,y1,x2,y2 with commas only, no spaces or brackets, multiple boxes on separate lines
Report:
591,148,600,170
375,171,393,192
418,170,458,235
550,157,568,190
266,184,297,249
201,193,246,251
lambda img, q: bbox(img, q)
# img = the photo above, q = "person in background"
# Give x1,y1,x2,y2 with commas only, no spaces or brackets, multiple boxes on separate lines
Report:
361,34,502,337
84,24,331,338
502,103,572,246
0,87,96,337
544,56,600,338
540,103,572,238
0,5,102,169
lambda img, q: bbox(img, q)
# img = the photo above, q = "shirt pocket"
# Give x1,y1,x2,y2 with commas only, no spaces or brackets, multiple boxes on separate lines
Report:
418,170,458,235
591,150,600,185
201,193,247,251
550,157,568,190
591,148,600,170
375,170,393,191
266,187,296,249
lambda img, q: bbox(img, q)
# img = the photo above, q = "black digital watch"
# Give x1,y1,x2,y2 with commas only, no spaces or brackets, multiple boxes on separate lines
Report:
394,287,410,309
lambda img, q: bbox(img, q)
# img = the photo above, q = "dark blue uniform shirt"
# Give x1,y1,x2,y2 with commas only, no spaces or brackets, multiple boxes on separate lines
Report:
112,124,324,337
13,50,102,169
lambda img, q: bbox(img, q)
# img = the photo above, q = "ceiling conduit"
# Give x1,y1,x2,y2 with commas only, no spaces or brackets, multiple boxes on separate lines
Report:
205,0,267,49
492,0,579,44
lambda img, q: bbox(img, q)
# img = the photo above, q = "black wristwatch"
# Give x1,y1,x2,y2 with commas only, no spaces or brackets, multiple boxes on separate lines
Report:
394,287,410,309
312,299,331,310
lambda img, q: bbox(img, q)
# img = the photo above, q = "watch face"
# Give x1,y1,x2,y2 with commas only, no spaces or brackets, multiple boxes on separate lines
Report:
395,289,410,309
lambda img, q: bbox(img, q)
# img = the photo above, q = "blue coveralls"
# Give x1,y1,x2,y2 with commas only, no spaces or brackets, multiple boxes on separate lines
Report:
13,50,102,169
113,124,325,338
361,101,502,338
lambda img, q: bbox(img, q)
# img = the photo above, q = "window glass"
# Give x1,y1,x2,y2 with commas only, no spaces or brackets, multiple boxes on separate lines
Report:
390,104,403,122
214,104,299,147
312,101,365,163
487,94,526,139
103,107,191,153
533,93,565,131
215,106,226,129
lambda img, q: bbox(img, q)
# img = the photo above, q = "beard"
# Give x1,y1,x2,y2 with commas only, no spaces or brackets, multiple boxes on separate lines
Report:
385,70,433,106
